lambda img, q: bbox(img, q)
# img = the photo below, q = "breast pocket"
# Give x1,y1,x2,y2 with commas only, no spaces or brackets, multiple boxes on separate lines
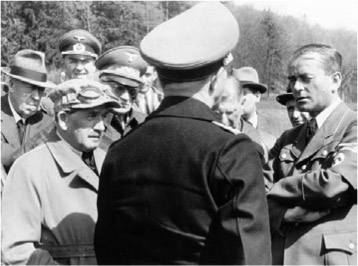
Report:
322,232,357,265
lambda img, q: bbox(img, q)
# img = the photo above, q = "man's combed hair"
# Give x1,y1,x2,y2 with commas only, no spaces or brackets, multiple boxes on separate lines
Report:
289,44,342,74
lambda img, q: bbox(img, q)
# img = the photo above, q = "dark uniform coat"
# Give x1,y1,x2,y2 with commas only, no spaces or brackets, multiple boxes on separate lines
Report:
95,96,271,265
1,95,54,172
264,102,357,265
2,129,105,265
99,109,146,152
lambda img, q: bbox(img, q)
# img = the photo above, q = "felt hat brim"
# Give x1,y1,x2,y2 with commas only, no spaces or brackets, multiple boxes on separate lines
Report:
276,93,294,106
1,67,55,89
241,81,267,94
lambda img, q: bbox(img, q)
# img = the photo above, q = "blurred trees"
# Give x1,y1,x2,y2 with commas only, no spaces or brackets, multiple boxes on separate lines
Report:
1,1,356,101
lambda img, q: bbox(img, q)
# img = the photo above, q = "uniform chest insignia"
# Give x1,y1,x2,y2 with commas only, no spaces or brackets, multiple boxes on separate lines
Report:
212,121,241,135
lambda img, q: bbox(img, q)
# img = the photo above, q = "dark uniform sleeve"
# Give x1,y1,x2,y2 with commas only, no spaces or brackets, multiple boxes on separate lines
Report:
94,151,128,265
200,134,272,265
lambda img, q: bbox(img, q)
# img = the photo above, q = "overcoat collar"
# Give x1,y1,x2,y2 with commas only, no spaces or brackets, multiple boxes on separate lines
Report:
45,130,104,191
148,96,218,122
292,102,350,164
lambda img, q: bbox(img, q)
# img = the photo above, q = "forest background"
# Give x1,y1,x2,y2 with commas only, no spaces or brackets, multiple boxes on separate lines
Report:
1,1,357,103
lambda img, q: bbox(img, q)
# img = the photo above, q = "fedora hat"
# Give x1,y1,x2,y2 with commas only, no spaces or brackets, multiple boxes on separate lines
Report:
1,49,55,89
233,67,267,93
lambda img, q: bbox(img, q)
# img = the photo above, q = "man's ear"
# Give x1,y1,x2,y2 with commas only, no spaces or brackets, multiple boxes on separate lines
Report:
331,71,342,93
57,111,68,131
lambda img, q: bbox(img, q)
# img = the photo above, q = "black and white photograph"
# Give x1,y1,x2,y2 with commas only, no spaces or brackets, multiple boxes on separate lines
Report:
1,0,357,265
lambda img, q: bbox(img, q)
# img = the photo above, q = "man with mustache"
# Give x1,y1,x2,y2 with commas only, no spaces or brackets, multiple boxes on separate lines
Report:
95,46,147,151
1,79,120,265
1,49,55,173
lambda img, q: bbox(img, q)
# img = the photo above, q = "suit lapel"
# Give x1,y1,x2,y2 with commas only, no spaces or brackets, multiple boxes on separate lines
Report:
1,96,21,146
46,134,99,192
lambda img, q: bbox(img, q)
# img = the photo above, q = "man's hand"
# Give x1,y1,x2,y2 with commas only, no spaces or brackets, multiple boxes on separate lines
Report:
284,206,330,223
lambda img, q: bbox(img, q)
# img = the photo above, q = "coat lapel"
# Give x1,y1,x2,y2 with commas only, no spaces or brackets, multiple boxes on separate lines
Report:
46,133,100,192
1,96,21,146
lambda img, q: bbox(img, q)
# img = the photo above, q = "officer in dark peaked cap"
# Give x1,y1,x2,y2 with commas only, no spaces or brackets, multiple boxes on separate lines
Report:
95,46,147,151
276,86,309,127
39,29,102,117
95,2,271,265
59,29,101,81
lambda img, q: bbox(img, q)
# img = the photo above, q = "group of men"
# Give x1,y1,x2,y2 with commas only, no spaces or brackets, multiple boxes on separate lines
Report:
1,1,356,265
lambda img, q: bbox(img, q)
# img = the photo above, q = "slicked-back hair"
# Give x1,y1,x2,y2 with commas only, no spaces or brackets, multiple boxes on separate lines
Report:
288,44,342,75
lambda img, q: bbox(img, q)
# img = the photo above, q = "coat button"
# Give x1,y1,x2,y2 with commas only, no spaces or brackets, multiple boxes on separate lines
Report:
281,153,287,159
349,242,355,250
322,150,328,156
301,165,307,171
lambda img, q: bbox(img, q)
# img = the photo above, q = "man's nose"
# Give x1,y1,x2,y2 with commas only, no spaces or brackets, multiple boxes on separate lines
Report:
292,109,301,119
94,118,106,132
292,80,304,92
31,88,42,100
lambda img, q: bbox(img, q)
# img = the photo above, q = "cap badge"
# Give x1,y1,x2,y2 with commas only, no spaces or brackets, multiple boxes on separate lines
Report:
74,43,86,52
125,52,138,63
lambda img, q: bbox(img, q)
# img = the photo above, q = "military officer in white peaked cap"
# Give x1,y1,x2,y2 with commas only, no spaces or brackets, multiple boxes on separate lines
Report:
95,2,271,264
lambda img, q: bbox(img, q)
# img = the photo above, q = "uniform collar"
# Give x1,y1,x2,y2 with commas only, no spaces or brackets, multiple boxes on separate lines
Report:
315,98,341,129
149,96,218,122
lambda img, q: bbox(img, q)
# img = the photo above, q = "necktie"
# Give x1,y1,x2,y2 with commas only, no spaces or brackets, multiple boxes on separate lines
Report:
17,120,26,144
82,151,98,175
306,118,317,144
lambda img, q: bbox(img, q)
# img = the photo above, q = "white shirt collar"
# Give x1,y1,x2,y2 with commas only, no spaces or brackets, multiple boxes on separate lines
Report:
247,112,258,128
315,98,341,129
8,94,25,124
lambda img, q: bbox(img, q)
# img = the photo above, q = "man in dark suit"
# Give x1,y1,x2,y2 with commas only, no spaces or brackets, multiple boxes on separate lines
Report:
1,49,55,172
265,44,357,264
94,2,271,265
95,46,147,151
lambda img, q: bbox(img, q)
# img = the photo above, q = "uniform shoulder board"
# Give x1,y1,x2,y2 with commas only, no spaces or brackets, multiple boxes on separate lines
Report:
212,121,242,135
